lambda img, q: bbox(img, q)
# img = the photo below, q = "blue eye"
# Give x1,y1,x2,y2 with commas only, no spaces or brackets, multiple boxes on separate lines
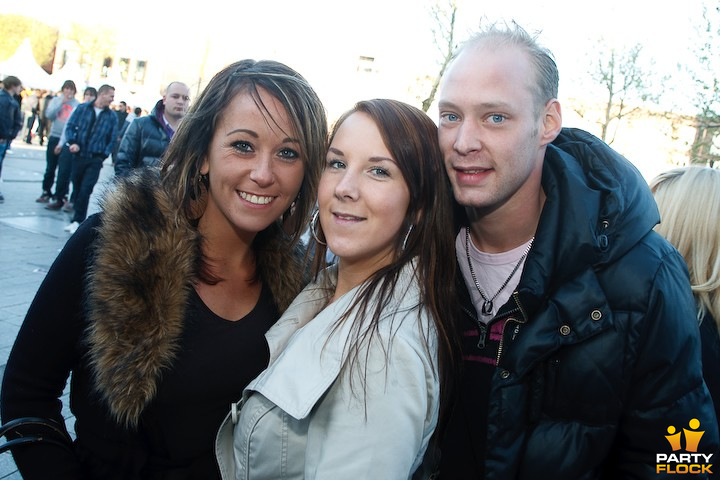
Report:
326,159,345,169
369,166,390,177
278,148,300,160
488,114,506,124
232,141,253,153
440,112,460,123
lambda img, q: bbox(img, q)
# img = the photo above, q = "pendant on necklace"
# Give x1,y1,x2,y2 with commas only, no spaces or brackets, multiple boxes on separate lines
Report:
481,300,494,316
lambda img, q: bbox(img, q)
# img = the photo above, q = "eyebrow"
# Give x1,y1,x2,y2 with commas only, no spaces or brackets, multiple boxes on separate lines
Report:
328,147,395,164
228,128,258,138
227,129,300,144
439,100,513,111
370,156,395,164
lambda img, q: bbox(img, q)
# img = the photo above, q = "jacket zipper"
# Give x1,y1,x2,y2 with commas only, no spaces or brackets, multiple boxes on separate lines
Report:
461,304,488,349
495,292,529,365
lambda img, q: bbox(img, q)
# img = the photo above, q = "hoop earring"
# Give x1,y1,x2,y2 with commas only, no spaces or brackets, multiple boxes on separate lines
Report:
310,210,326,245
190,171,209,203
402,224,414,251
199,172,209,187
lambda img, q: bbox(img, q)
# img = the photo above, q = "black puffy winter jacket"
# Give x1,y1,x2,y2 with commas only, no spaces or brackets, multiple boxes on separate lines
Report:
114,100,171,177
440,128,719,479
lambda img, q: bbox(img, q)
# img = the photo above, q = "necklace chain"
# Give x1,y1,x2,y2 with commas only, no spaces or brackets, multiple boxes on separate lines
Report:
464,227,534,316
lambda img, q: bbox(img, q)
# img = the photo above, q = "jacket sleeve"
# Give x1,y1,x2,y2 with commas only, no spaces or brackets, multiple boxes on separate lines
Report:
64,106,82,146
104,113,118,158
0,96,10,139
58,122,68,146
11,101,22,139
614,248,719,478
44,96,64,121
114,119,141,177
0,218,99,479
305,314,439,479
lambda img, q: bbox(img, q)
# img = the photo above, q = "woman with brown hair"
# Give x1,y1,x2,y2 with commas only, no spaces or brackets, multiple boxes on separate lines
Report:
1,59,328,479
216,98,458,479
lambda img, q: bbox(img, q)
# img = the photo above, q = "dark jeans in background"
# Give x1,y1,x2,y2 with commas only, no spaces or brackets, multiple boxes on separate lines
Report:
70,155,103,224
24,114,36,143
0,139,9,178
54,146,74,201
42,136,61,196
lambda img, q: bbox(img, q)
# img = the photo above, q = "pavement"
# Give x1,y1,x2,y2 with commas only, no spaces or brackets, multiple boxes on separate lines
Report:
0,139,114,479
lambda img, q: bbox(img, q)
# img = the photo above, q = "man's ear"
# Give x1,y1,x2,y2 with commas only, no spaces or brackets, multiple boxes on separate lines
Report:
540,99,562,146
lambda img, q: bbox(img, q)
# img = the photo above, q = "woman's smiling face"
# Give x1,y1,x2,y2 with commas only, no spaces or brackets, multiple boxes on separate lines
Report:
318,111,410,274
199,87,305,239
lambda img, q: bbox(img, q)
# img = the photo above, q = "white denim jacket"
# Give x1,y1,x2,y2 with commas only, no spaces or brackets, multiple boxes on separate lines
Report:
215,262,440,480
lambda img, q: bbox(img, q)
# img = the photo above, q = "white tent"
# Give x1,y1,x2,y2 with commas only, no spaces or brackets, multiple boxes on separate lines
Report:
0,38,54,90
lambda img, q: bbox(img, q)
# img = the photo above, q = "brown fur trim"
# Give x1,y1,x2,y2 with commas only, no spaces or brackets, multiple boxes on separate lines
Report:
86,171,310,428
86,171,199,428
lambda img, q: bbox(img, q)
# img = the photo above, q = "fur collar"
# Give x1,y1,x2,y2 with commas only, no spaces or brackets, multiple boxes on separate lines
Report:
85,170,308,428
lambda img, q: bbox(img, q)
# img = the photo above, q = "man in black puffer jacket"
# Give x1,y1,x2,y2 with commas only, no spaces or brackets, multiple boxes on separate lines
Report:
114,81,190,177
436,23,719,479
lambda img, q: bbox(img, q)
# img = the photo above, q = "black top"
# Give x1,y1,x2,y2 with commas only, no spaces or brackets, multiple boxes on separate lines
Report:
139,287,276,478
1,214,279,479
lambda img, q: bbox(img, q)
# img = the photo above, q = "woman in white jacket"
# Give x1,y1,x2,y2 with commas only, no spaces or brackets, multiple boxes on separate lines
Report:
216,99,458,479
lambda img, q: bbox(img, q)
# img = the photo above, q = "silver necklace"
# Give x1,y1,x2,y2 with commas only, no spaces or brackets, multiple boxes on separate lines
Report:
464,227,534,316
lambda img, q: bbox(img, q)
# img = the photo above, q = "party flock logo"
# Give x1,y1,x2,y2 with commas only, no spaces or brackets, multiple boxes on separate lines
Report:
656,418,713,474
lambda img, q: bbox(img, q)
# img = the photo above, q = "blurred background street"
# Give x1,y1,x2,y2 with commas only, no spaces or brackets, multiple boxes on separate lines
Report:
0,140,113,479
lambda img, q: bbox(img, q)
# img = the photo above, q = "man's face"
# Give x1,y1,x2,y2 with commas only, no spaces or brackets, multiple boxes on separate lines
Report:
163,83,190,119
62,86,76,101
95,88,114,109
438,44,549,216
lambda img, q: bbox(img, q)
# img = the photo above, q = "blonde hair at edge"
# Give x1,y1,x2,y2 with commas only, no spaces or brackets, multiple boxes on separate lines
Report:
650,166,720,328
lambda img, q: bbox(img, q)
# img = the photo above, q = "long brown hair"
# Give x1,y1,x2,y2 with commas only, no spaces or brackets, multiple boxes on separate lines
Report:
161,59,328,282
312,99,459,418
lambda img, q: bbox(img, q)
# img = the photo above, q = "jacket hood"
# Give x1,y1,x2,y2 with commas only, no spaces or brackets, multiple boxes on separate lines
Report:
85,170,309,428
518,127,659,309
150,99,164,120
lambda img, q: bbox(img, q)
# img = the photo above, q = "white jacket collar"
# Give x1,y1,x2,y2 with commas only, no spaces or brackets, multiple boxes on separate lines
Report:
248,261,421,419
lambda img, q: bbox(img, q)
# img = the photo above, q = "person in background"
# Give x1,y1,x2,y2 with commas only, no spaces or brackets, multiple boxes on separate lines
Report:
114,81,190,177
126,106,142,124
650,166,720,429
0,59,327,480
35,89,53,146
46,86,96,212
61,84,117,234
109,100,128,165
0,75,23,204
116,100,128,123
436,21,718,478
36,80,78,204
22,89,39,144
216,98,458,479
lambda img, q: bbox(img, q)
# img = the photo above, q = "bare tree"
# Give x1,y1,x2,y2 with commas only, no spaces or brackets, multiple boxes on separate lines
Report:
687,2,720,166
586,42,660,144
420,0,458,112
0,15,58,72
65,23,116,81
